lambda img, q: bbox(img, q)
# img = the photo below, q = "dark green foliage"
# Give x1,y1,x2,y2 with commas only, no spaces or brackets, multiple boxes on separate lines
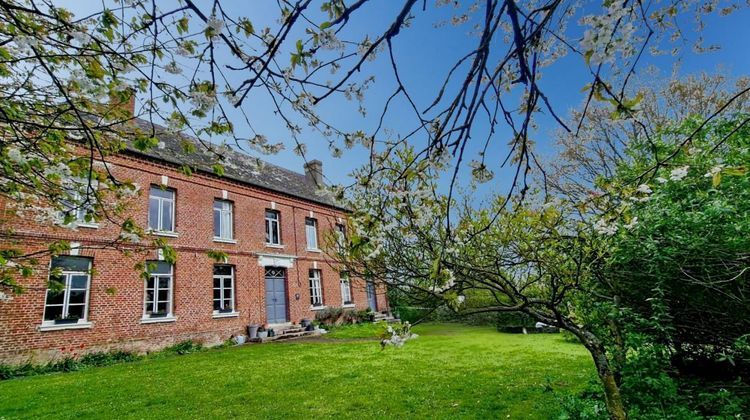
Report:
314,306,373,327
164,340,203,355
0,351,141,380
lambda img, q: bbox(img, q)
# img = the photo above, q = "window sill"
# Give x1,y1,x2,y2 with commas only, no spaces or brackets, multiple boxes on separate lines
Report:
265,243,284,249
38,321,93,332
310,305,327,311
212,311,240,319
140,316,177,324
213,237,237,244
306,248,322,253
76,223,100,229
149,231,179,238
343,304,356,308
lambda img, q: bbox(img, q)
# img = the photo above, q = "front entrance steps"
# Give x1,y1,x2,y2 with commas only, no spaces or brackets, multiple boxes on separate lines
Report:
373,312,399,323
249,324,318,343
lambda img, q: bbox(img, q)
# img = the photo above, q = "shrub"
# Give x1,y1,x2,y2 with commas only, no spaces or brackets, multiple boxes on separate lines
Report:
164,340,203,355
0,350,141,380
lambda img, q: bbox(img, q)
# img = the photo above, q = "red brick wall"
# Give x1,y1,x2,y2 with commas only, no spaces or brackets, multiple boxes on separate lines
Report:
0,153,388,364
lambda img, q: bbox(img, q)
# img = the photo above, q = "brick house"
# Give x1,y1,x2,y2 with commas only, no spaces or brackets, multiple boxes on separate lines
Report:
0,119,388,364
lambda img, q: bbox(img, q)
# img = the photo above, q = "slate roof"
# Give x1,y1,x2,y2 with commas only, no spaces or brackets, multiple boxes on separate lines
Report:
123,118,344,210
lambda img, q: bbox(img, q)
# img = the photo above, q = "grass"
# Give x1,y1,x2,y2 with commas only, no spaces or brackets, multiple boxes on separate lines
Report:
323,321,384,339
0,323,594,419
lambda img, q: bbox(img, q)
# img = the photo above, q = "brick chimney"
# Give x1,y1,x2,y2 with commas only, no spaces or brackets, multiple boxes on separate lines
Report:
109,88,136,117
304,160,323,188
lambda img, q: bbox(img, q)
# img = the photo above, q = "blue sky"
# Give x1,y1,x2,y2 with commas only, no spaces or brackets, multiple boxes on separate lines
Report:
65,1,750,193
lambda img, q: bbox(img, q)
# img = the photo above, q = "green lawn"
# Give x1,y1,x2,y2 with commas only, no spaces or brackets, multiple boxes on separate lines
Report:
0,324,594,419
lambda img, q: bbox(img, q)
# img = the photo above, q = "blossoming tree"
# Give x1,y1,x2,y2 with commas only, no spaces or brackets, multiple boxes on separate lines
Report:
2,1,750,416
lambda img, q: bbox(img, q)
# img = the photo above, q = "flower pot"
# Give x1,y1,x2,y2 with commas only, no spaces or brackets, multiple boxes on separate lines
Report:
300,318,311,328
233,335,247,345
54,318,79,325
247,324,260,339
257,331,268,339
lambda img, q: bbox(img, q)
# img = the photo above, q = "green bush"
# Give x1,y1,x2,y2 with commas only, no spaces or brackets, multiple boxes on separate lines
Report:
0,350,142,380
164,340,203,355
314,307,373,327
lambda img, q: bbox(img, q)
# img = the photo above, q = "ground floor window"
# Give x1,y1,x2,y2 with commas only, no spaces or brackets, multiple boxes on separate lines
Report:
44,256,92,324
309,269,323,307
340,274,352,305
213,265,234,313
144,261,173,318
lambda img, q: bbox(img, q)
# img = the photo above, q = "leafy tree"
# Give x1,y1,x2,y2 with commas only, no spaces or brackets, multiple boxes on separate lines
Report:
597,115,750,373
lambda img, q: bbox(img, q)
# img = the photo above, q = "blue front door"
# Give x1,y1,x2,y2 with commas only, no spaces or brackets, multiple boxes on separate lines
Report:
265,267,288,324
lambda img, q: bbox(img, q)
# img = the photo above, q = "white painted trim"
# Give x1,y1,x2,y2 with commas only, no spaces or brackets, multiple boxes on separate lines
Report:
256,252,296,268
213,237,237,244
307,248,322,253
221,189,228,199
313,261,318,269
264,243,285,249
342,304,356,309
76,222,100,229
309,210,314,218
212,311,240,319
149,230,179,238
69,242,81,256
38,321,93,332
270,201,276,210
337,217,343,224
310,305,328,311
161,175,169,186
140,316,177,324
157,249,164,261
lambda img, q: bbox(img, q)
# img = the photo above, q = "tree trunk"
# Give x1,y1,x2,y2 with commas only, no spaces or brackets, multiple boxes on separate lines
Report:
564,323,627,420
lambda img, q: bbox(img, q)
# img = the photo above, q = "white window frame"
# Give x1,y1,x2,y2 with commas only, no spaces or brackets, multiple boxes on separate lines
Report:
148,186,176,233
213,265,236,315
143,262,174,321
309,269,323,307
340,275,353,306
42,257,92,327
335,223,346,249
265,210,281,245
305,218,319,250
213,200,234,241
60,189,98,228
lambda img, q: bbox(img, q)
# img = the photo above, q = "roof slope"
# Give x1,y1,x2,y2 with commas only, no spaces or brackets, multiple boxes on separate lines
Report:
124,119,342,210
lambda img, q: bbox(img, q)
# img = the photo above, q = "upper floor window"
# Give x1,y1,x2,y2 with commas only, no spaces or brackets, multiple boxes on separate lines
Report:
305,218,318,250
144,261,173,319
340,273,352,305
213,200,233,240
148,186,175,232
43,256,92,325
309,269,323,307
213,265,235,314
265,210,281,245
335,223,346,248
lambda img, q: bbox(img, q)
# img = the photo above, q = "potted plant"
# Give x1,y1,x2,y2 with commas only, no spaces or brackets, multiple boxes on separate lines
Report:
257,324,268,339
54,315,80,325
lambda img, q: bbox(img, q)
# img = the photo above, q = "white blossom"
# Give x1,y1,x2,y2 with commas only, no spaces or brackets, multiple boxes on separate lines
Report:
669,166,689,181
636,184,652,194
164,61,182,75
594,218,617,236
206,15,225,38
656,177,667,184
704,164,724,178
623,217,638,230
